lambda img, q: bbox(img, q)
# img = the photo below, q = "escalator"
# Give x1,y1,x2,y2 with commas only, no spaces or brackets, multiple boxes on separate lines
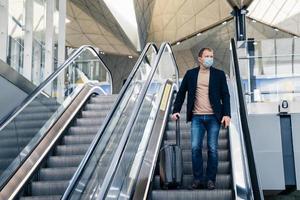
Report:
0,43,158,200
60,43,178,200
150,100,232,200
71,41,262,200
42,40,263,200
0,45,124,199
19,94,117,200
132,39,264,200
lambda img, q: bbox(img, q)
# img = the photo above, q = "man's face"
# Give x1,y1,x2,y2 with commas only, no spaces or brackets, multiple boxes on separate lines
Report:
198,50,214,65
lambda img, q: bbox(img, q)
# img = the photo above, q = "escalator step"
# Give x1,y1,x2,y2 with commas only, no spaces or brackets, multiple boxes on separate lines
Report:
62,135,94,145
15,113,53,121
0,128,40,138
181,150,230,162
55,144,89,156
165,129,228,139
153,174,232,189
0,147,19,158
164,139,228,150
81,110,111,118
75,118,106,126
68,126,99,135
0,158,14,170
20,195,61,200
84,104,114,111
0,137,32,147
39,167,77,181
182,161,231,175
31,180,68,196
90,95,117,102
47,155,83,168
151,189,232,200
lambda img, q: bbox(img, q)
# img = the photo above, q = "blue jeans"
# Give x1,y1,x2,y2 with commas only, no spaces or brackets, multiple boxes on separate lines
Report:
191,114,220,182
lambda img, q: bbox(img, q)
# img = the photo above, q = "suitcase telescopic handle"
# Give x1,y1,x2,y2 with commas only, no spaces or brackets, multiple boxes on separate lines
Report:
176,118,180,146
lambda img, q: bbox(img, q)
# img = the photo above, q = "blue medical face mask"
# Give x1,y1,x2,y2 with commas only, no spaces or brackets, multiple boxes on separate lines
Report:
203,57,213,68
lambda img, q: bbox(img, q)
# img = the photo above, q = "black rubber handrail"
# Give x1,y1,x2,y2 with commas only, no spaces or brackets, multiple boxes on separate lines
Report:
0,45,113,131
231,38,263,200
62,43,158,199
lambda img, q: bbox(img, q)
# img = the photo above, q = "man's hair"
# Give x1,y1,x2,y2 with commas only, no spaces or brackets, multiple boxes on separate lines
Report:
198,47,213,57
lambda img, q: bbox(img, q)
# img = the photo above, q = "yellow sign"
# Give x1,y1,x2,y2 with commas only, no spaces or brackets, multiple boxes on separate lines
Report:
160,84,171,111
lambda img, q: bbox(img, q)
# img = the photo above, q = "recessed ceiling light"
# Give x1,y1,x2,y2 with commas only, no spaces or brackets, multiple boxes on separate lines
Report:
100,51,105,55
128,55,133,59
274,28,279,32
252,19,256,23
176,42,181,45
222,21,227,25
196,33,202,36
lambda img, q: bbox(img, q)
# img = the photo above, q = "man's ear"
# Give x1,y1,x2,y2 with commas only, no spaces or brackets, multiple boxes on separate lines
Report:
198,57,202,63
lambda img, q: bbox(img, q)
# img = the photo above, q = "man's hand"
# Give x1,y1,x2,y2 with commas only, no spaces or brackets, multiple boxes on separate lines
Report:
171,113,180,121
221,116,231,128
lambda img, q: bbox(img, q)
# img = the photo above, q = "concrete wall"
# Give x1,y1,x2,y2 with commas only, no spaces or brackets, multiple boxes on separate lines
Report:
100,54,138,94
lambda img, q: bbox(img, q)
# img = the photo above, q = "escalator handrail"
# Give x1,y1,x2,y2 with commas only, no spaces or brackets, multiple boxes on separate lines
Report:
62,43,158,199
0,45,113,131
230,38,264,200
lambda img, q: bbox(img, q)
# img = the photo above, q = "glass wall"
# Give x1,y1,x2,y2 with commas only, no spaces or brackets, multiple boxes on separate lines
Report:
238,37,300,103
7,0,25,74
5,0,64,86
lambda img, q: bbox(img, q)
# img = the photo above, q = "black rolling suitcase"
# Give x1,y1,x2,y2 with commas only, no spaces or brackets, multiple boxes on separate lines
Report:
159,118,183,188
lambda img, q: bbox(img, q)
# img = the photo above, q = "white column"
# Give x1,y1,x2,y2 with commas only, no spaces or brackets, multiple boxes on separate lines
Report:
58,0,66,65
23,0,33,81
57,0,66,102
44,0,55,79
0,0,8,62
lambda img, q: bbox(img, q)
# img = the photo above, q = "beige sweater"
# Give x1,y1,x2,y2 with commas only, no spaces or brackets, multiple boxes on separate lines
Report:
193,67,214,115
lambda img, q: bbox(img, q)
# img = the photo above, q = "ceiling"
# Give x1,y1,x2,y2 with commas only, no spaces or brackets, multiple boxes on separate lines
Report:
66,0,299,59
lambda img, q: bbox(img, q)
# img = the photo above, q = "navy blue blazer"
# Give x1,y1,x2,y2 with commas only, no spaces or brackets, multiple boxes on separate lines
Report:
172,66,230,122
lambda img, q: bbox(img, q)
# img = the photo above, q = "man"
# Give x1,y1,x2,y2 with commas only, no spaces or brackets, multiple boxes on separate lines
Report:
171,47,230,190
